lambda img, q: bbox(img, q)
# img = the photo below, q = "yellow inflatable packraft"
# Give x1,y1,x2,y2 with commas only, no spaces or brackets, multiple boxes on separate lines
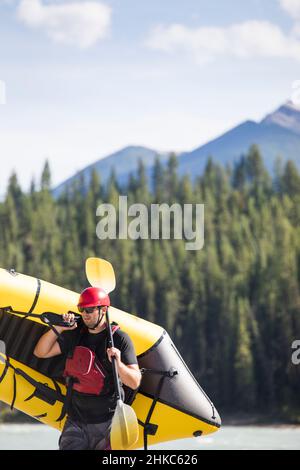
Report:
0,268,221,449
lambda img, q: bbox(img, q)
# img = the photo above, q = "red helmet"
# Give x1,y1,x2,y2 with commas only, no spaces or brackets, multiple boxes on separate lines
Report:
78,287,110,309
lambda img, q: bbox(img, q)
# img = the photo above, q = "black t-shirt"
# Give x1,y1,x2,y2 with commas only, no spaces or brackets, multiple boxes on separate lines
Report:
58,325,138,424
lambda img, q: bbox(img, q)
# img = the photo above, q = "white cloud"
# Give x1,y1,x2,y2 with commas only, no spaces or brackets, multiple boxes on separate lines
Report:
17,0,111,49
279,0,300,38
146,20,300,64
279,0,300,19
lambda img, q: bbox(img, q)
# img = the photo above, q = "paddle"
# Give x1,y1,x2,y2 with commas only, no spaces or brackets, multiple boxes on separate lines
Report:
85,258,139,450
85,257,116,294
0,340,6,363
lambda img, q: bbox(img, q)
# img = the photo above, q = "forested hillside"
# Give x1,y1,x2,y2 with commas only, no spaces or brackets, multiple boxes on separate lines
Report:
0,145,299,421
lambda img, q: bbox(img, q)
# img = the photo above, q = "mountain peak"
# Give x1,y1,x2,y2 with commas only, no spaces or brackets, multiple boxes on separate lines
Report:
261,100,300,135
53,101,300,198
283,100,300,112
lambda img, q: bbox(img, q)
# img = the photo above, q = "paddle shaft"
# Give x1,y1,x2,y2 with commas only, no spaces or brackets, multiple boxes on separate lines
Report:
0,340,6,363
106,307,122,401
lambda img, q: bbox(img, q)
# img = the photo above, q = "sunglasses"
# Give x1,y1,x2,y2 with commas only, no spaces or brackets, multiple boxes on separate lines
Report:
78,306,100,314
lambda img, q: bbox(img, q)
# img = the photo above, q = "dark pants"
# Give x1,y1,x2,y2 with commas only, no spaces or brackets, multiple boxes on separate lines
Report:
59,417,112,450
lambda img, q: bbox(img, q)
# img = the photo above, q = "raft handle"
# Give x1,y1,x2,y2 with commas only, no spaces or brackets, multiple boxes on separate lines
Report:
140,367,178,378
6,269,18,277
139,366,178,450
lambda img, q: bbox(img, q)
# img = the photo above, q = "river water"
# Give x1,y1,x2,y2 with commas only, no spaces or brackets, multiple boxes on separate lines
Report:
0,424,299,450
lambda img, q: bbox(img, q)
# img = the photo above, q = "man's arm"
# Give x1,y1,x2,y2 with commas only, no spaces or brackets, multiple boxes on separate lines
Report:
34,313,77,359
33,328,64,358
107,347,141,390
118,362,141,390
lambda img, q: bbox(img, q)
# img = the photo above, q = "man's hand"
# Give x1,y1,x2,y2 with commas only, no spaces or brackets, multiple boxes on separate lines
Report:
106,348,141,389
107,347,121,366
33,312,78,359
60,312,78,332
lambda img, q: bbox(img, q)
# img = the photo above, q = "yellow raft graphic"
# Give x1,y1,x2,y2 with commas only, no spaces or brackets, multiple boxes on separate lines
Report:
0,268,221,449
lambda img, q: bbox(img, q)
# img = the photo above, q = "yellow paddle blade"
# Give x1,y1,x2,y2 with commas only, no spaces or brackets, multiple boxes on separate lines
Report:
110,400,139,450
85,258,116,293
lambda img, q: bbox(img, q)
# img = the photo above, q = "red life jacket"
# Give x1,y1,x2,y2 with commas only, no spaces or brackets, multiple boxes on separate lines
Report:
63,324,120,395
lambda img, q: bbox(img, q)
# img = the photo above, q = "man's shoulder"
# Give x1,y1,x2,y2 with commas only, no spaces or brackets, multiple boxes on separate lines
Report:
114,327,129,338
114,328,133,344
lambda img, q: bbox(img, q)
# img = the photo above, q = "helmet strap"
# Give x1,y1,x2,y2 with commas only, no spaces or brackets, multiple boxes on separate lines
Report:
88,308,104,331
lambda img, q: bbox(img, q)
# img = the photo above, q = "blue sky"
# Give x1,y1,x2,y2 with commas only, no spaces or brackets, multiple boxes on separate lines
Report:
0,0,300,192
